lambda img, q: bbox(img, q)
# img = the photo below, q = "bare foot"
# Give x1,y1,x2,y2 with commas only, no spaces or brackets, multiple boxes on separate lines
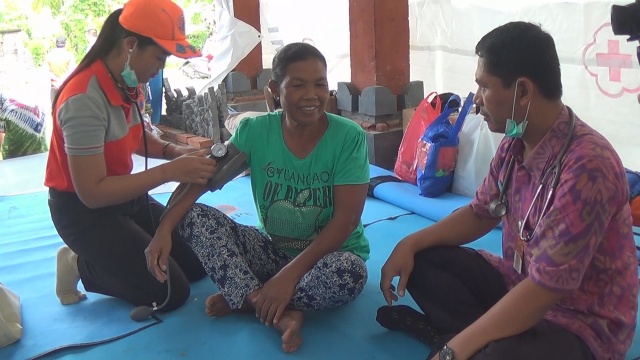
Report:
205,293,232,317
274,309,304,353
205,293,252,317
56,246,87,305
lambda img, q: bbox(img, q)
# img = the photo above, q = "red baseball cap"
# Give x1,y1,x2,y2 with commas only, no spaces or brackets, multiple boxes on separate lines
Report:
119,0,201,59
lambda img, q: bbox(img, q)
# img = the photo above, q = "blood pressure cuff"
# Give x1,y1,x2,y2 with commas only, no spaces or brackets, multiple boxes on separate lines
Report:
206,142,249,192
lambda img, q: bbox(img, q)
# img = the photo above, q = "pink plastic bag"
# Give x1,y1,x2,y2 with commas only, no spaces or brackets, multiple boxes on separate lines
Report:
394,92,442,184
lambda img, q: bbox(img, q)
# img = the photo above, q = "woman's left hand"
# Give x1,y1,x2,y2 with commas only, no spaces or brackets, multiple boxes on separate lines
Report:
253,274,297,326
144,229,173,282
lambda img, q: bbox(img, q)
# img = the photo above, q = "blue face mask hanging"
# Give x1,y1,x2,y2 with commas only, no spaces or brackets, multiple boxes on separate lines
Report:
121,48,139,87
505,80,531,138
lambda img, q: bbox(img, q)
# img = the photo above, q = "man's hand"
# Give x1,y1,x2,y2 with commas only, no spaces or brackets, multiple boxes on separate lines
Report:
380,239,416,305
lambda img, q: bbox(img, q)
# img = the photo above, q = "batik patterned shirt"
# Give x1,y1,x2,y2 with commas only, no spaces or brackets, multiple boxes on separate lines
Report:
471,106,638,360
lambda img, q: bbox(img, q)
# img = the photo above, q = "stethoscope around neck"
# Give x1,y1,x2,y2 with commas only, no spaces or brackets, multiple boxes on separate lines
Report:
488,107,576,243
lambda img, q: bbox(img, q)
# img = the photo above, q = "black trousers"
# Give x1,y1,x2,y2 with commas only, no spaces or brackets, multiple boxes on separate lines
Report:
48,188,206,311
408,246,595,360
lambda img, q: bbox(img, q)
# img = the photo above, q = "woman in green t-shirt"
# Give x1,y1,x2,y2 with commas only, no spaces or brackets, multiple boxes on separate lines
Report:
146,42,371,353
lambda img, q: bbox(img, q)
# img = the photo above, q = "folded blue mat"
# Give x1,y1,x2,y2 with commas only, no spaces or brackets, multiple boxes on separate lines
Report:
369,166,473,224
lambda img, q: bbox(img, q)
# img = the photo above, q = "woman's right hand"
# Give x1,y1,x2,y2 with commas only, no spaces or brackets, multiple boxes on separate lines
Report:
164,149,217,184
380,239,416,306
145,229,173,283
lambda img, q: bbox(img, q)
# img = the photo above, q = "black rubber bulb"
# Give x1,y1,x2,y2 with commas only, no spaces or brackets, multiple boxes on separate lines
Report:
130,306,154,322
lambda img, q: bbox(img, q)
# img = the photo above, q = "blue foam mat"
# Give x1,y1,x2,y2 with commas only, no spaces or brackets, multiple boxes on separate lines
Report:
0,191,160,360
1,164,639,359
46,214,439,360
0,175,421,360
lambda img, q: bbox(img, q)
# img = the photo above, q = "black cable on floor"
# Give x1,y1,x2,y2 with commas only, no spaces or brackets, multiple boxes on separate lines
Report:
363,212,414,228
27,315,162,360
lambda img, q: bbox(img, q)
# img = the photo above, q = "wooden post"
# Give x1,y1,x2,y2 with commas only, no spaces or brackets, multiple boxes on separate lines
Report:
231,0,262,89
348,0,410,95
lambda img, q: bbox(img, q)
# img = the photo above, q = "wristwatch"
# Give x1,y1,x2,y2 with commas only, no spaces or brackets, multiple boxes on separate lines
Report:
439,344,456,360
210,143,227,159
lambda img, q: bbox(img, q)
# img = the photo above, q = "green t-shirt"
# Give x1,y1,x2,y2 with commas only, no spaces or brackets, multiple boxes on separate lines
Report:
231,112,370,260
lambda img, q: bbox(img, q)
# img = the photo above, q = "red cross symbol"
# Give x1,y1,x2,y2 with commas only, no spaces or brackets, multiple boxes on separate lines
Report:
596,40,632,82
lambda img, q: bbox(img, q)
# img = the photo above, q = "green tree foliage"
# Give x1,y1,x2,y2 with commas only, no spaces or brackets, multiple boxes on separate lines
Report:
60,0,114,59
186,0,216,51
0,1,29,35
26,42,47,66
31,0,64,16
1,0,216,67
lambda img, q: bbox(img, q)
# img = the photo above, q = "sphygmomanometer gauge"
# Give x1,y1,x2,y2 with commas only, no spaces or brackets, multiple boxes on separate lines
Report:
211,143,228,159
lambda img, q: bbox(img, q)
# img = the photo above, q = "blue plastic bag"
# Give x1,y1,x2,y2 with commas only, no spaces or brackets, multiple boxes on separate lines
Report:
417,92,474,197
627,168,640,200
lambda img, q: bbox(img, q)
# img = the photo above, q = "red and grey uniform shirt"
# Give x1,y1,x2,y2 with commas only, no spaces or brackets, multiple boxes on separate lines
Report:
45,60,142,192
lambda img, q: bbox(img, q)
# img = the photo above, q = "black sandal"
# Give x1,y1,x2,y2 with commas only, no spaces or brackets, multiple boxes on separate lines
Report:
376,305,442,348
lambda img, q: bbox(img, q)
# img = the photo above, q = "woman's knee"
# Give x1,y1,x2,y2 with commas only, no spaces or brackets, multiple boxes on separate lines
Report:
182,203,218,224
179,203,228,240
330,252,368,299
302,252,368,307
350,256,368,296
335,252,367,284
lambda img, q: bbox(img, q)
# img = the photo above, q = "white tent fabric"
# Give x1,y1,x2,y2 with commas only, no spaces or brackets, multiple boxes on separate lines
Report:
259,0,352,88
258,0,640,170
203,0,262,92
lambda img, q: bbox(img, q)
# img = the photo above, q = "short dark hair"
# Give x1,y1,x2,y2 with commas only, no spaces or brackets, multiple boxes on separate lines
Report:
271,42,327,86
53,9,156,108
475,21,563,100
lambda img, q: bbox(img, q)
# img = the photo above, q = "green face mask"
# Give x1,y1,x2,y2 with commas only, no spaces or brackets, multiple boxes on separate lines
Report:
121,50,139,87
505,117,528,138
504,80,531,138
